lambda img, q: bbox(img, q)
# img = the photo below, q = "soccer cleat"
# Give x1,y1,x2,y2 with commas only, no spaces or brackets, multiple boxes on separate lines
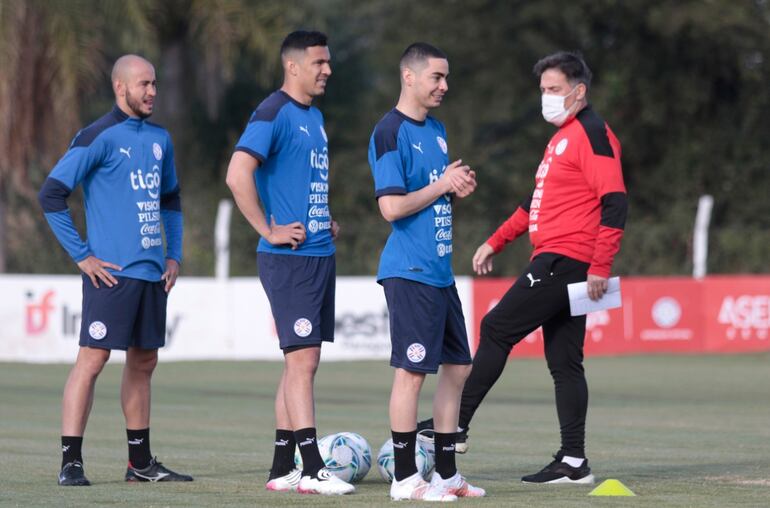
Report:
429,471,486,497
416,418,469,454
125,457,194,482
265,468,302,492
58,461,91,486
390,472,457,502
521,454,595,484
297,468,355,495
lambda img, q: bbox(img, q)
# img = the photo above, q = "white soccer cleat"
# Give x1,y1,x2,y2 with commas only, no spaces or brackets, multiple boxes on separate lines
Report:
265,468,301,492
390,472,457,502
297,468,355,495
429,471,486,497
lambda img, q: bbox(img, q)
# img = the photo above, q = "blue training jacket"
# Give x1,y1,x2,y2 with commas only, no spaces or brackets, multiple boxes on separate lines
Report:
38,105,183,282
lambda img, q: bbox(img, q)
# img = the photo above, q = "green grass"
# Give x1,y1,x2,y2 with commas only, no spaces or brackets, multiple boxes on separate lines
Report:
2,355,770,507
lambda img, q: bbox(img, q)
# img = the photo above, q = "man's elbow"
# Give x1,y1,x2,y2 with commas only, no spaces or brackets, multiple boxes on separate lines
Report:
225,168,240,192
378,201,399,222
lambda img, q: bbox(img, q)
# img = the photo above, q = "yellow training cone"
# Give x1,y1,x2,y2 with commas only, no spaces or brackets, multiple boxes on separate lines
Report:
588,479,636,496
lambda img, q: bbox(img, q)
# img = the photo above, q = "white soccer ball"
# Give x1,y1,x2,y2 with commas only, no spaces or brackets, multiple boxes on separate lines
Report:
376,437,435,482
294,432,372,483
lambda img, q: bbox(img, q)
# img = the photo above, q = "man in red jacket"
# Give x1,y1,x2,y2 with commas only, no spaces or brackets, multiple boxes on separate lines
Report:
420,51,627,484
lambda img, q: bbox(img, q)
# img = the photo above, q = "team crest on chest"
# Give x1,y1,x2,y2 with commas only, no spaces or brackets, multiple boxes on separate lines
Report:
555,138,568,156
436,136,448,154
153,143,163,160
320,125,328,143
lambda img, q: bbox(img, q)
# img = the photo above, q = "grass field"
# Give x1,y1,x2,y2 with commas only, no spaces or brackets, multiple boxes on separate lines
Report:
2,354,769,507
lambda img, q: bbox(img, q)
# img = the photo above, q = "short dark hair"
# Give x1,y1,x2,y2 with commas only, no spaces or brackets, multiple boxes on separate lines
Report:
533,51,592,88
280,30,328,57
400,42,447,70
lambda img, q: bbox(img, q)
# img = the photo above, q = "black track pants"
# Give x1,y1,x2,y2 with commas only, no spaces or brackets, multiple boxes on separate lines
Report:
459,253,590,457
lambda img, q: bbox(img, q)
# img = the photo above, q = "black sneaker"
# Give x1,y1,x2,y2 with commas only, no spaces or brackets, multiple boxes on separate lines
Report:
415,418,470,454
125,457,193,482
58,461,91,486
521,454,595,484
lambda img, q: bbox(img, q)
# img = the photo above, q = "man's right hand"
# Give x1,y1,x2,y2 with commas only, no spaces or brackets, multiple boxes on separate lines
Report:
77,256,121,288
440,159,476,198
472,242,495,275
266,216,306,250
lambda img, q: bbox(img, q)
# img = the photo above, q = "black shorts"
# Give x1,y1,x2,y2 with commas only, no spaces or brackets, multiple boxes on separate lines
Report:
382,278,472,374
258,253,335,350
79,275,167,350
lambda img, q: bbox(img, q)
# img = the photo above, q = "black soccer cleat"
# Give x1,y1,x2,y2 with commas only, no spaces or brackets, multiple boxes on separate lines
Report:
521,454,595,484
58,461,91,486
416,417,470,454
125,457,193,482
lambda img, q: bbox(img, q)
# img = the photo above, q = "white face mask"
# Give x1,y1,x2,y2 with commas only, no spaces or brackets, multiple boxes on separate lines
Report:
541,85,579,126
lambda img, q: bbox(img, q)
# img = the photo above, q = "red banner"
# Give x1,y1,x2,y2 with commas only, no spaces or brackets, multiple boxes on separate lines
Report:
702,276,770,352
471,275,770,357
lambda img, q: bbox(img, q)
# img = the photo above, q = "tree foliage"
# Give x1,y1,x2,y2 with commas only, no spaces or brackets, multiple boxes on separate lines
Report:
2,0,768,275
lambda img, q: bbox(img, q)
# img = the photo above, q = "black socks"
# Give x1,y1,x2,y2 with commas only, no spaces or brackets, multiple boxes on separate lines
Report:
295,427,325,477
126,428,152,469
392,430,418,481
434,432,457,479
269,429,296,479
61,436,83,468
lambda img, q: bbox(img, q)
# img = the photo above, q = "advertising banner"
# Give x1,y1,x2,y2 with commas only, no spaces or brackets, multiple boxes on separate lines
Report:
470,276,770,358
0,275,473,363
2,274,768,362
702,277,770,353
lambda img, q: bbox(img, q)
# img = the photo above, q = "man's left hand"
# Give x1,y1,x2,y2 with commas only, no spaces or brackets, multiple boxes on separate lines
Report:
331,220,340,240
162,259,180,293
586,274,608,301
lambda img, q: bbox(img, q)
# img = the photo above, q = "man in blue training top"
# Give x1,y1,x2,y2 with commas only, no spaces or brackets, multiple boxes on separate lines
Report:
368,42,485,501
225,31,353,496
39,55,191,486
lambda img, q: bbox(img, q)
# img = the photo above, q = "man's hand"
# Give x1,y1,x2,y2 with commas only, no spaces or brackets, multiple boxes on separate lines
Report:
266,215,306,250
162,259,180,293
331,219,340,240
77,256,121,288
440,159,476,198
472,242,495,275
451,169,477,198
587,274,608,301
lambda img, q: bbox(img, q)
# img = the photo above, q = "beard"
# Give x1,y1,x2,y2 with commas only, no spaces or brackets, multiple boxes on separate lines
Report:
126,88,152,119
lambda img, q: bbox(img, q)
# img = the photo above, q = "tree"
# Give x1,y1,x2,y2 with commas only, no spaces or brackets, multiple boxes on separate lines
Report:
0,0,108,272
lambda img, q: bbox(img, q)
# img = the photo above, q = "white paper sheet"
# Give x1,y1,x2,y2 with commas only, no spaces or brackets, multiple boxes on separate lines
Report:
568,276,622,316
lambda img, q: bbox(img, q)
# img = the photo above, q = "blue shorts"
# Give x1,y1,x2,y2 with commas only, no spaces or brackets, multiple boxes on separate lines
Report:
382,278,472,374
79,275,167,350
258,253,335,350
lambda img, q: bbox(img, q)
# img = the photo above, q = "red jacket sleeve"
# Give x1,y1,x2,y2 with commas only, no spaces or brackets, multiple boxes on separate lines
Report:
486,196,531,253
578,123,627,277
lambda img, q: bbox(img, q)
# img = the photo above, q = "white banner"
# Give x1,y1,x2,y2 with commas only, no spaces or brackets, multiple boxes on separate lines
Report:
0,275,473,363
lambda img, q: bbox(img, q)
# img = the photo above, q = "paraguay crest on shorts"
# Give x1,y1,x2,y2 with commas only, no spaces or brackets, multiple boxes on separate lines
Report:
88,321,107,340
294,318,313,337
406,342,426,363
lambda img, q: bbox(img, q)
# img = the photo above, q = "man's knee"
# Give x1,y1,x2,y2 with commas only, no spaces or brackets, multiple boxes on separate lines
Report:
394,367,426,391
479,311,516,351
443,363,472,384
74,347,111,378
126,348,159,375
285,347,321,377
545,348,584,380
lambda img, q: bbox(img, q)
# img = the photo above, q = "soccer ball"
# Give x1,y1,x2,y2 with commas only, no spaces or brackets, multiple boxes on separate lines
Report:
336,431,373,480
376,438,435,482
294,432,372,483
